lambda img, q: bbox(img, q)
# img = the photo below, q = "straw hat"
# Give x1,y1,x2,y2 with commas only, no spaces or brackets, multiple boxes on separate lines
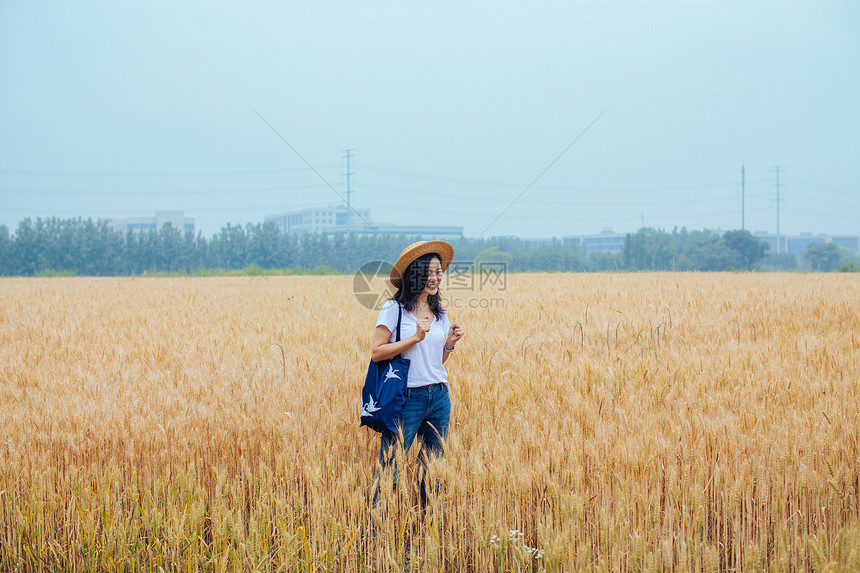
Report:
390,240,455,288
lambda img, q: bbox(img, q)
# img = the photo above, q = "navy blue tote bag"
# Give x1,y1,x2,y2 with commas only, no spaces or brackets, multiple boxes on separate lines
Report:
361,304,410,433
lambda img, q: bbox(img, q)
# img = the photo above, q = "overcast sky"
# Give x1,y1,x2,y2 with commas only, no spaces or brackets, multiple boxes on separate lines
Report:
2,1,858,239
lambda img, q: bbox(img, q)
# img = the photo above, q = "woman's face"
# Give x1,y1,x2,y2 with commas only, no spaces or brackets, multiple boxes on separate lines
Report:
422,256,444,296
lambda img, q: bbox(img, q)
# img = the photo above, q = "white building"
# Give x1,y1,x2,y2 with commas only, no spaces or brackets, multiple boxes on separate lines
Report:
265,205,463,241
564,229,627,254
753,231,860,256
265,205,371,236
107,211,195,236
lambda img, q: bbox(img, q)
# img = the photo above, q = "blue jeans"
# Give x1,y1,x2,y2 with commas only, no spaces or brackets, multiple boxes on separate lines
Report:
374,383,451,509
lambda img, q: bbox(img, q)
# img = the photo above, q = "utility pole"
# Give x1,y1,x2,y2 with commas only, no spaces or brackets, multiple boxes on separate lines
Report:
741,163,745,231
343,149,354,229
771,165,784,253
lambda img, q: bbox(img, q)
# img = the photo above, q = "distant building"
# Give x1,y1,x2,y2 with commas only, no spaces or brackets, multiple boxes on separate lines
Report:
265,205,463,241
786,234,829,258
107,211,194,236
753,231,780,254
265,205,371,236
524,237,558,247
832,235,860,252
492,236,557,247
753,231,860,256
564,229,627,254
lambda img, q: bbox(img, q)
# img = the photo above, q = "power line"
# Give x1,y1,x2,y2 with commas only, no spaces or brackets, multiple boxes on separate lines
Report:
467,107,605,238
0,183,330,196
361,163,769,193
0,166,339,178
253,109,379,236
1,201,331,216
359,182,773,207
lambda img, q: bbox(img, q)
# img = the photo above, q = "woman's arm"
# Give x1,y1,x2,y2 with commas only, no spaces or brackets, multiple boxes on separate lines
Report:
442,322,464,364
371,324,425,362
442,344,452,364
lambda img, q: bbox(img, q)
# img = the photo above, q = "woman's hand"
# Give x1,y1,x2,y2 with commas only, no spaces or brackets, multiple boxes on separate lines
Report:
446,323,464,350
414,317,432,342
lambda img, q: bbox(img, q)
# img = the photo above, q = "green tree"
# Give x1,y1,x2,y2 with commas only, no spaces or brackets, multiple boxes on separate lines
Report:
475,245,513,266
678,232,742,271
759,252,797,271
805,242,841,272
97,221,125,275
159,223,184,272
186,231,207,272
212,223,248,270
622,228,675,270
248,221,291,269
298,231,332,269
623,230,648,269
588,251,623,271
0,225,10,275
12,218,45,274
722,229,769,269
650,232,675,270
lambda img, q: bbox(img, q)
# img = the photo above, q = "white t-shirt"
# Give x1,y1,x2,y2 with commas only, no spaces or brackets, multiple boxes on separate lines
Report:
375,299,451,388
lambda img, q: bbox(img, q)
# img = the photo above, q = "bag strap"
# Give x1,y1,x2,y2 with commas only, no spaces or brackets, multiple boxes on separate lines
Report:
394,303,403,357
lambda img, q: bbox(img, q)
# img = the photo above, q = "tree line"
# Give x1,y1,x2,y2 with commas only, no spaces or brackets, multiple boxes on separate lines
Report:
0,217,855,276
618,227,857,272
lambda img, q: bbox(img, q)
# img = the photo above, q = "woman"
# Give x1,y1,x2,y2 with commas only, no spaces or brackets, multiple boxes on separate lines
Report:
371,240,464,509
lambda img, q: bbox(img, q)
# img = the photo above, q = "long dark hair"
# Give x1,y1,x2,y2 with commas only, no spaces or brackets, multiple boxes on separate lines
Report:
392,252,446,320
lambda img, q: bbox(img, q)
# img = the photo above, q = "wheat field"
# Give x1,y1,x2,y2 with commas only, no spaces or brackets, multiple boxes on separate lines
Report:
0,274,858,571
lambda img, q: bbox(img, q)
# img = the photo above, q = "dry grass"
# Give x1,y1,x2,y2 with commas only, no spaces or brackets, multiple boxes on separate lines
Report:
0,273,858,571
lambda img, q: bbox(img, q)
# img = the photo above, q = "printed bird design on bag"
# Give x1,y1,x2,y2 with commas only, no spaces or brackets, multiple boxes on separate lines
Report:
361,396,381,418
383,364,401,383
